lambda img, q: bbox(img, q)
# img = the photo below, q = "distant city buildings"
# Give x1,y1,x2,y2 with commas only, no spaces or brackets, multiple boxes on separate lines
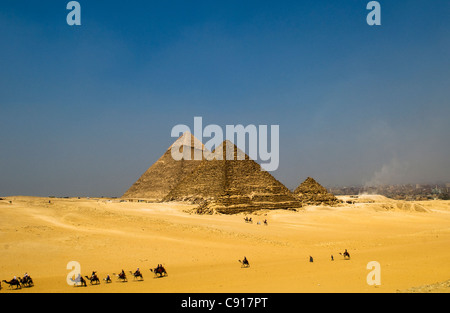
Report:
328,183,450,201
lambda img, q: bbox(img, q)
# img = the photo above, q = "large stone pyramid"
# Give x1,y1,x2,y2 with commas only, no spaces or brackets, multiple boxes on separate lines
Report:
163,140,302,214
294,177,340,205
122,132,206,201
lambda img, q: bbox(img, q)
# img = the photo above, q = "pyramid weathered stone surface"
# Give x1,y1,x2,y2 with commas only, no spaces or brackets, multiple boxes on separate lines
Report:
122,132,206,201
294,177,340,205
164,140,302,214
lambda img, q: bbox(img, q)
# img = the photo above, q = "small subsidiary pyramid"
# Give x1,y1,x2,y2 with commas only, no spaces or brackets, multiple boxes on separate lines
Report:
294,177,340,205
164,140,302,214
122,132,207,201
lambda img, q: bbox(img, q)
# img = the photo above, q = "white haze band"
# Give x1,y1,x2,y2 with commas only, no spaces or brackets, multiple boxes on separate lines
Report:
171,117,280,172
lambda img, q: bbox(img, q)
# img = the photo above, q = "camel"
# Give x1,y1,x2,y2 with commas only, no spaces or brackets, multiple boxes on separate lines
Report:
85,275,100,285
103,275,112,283
68,274,86,287
339,250,351,260
73,275,87,287
239,258,250,268
130,270,144,281
19,276,34,288
2,279,22,289
150,265,167,278
114,271,128,282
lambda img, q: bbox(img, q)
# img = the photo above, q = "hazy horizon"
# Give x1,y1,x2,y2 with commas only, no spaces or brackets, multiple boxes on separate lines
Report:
1,1,449,197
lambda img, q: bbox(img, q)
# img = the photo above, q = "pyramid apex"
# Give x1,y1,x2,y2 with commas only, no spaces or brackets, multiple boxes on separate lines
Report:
207,139,250,161
169,131,205,151
222,139,235,145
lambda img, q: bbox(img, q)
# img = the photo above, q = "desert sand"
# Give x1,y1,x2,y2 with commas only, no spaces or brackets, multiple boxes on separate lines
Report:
0,195,449,293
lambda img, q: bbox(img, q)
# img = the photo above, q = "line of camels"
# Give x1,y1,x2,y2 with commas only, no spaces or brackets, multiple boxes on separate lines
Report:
1,265,168,290
71,265,168,287
2,250,350,290
2,276,34,290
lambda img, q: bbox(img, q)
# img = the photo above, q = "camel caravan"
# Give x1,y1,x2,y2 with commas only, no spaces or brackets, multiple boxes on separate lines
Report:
0,265,168,290
70,265,168,287
1,249,352,291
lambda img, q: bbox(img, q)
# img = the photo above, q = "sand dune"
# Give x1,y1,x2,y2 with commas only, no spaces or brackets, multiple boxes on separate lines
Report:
0,196,449,293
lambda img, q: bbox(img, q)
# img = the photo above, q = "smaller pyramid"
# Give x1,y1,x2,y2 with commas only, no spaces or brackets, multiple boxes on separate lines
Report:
122,132,207,201
294,177,340,206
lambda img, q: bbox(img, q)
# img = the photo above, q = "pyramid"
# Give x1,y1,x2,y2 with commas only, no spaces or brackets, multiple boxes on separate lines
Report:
122,132,207,201
294,177,340,205
163,140,302,214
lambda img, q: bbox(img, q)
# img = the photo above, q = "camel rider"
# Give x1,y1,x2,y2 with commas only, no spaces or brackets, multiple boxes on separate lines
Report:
243,257,249,265
23,272,30,283
135,268,141,276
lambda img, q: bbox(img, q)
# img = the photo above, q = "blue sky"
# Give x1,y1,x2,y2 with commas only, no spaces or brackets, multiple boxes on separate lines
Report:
1,0,449,196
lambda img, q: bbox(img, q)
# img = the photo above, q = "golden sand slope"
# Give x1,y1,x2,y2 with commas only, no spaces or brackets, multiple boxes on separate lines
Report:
0,195,449,293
